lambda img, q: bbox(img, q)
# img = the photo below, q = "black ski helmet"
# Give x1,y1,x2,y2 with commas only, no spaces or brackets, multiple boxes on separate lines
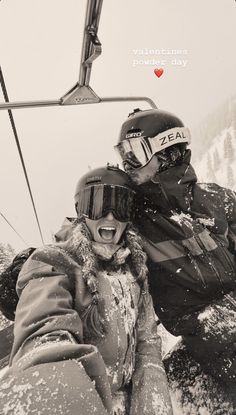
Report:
75,164,133,198
118,108,185,144
116,108,190,171
74,164,135,221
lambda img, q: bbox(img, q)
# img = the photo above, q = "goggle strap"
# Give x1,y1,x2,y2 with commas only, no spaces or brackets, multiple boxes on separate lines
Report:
149,127,191,154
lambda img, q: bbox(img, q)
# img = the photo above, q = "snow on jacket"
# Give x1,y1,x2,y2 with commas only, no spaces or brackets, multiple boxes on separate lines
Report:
5,220,173,415
134,150,236,336
182,290,236,384
164,339,235,414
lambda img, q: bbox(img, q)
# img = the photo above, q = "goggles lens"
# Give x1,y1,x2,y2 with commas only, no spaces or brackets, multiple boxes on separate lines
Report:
115,137,152,169
115,127,191,169
76,184,135,222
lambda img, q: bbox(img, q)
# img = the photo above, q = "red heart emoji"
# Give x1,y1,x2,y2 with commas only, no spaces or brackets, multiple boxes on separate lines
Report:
154,68,164,78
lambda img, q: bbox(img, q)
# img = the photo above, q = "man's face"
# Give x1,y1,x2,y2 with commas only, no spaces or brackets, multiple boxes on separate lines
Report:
85,212,128,244
124,155,160,185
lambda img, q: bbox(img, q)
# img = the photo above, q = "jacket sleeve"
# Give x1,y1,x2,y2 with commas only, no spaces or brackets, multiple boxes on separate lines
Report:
130,293,173,415
8,245,113,414
10,247,83,366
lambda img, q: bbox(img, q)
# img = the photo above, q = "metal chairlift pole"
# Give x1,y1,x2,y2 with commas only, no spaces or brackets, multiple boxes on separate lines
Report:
0,0,157,110
60,0,102,105
79,0,103,86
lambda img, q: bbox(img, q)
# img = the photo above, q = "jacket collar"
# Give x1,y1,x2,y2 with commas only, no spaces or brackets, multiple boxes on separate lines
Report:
136,150,198,213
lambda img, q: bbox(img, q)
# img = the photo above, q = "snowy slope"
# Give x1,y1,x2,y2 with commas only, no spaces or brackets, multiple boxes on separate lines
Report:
193,125,236,190
192,96,236,190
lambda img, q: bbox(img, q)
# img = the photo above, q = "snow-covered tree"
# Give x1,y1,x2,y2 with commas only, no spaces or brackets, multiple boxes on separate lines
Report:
224,132,235,163
227,165,235,188
0,243,15,330
191,95,236,162
207,153,216,182
0,243,15,273
229,100,236,139
213,149,220,171
0,310,10,331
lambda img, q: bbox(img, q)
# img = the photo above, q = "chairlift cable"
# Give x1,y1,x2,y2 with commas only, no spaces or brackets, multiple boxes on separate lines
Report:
0,211,28,247
0,66,44,245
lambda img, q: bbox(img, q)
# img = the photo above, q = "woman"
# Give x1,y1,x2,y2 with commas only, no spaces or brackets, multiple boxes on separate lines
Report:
1,165,172,415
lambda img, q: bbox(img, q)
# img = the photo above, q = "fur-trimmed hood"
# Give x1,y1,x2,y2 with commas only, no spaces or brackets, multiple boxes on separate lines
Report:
54,217,149,292
51,218,150,338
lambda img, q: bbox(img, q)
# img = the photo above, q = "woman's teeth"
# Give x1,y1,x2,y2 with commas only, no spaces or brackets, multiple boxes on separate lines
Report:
99,226,116,241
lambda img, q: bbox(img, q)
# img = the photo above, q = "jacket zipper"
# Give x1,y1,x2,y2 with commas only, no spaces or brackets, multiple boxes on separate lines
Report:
185,251,207,288
194,232,224,287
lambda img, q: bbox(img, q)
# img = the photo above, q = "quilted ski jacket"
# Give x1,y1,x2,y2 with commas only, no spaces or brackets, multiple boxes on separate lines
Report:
134,150,236,336
7,220,172,415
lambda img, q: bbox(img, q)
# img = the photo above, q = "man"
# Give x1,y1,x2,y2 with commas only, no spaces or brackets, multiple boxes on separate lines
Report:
114,108,236,403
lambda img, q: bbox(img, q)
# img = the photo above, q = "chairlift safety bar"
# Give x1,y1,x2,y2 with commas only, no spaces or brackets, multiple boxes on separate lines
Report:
0,96,157,110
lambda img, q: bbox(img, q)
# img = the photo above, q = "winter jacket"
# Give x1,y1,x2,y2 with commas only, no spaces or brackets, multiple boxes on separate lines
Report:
134,150,236,336
5,220,173,415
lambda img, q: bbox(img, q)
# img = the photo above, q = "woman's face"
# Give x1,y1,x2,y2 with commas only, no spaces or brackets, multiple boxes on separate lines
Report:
85,212,128,244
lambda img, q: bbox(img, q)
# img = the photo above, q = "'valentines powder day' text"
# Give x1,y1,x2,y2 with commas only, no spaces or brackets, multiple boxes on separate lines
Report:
132,48,188,68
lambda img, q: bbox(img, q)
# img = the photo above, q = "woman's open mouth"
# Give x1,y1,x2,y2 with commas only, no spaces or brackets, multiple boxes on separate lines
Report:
98,226,116,242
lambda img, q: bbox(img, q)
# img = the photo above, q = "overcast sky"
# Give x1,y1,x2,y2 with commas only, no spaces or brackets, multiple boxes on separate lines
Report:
0,0,236,252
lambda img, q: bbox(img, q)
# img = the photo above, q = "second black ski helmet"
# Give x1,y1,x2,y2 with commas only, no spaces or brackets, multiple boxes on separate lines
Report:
74,164,135,222
115,108,191,169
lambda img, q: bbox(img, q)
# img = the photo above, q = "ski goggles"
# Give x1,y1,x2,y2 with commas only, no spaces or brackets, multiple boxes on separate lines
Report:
114,127,191,169
75,184,135,222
